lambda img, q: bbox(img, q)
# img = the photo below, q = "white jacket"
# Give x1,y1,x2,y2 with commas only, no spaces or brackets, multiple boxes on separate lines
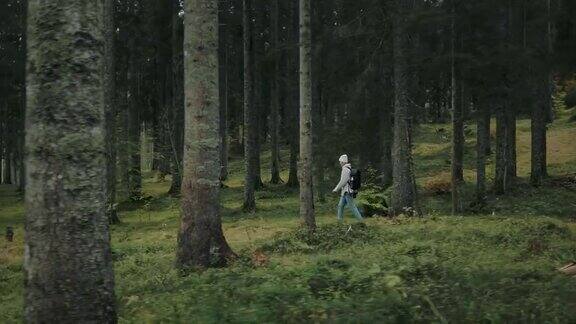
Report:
333,163,352,196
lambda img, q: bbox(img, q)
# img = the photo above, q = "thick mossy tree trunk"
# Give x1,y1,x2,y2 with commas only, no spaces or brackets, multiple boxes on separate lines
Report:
24,1,117,321
269,0,282,184
299,0,316,231
104,0,119,224
391,1,418,215
176,0,235,269
168,1,184,196
243,0,257,211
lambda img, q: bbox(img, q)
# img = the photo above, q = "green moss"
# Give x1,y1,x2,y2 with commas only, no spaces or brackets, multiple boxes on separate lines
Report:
2,112,576,322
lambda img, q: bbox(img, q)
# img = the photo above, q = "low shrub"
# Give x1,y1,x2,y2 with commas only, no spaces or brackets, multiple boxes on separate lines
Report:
356,185,389,217
424,177,452,195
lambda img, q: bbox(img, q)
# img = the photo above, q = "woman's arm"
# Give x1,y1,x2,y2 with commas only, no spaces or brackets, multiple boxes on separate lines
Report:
333,167,351,192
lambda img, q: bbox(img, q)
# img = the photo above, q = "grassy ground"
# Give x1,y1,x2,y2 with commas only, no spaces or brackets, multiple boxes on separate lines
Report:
1,112,576,323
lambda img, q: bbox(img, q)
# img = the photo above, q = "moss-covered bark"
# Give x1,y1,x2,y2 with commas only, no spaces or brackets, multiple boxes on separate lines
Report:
24,0,116,321
104,0,119,223
176,0,235,269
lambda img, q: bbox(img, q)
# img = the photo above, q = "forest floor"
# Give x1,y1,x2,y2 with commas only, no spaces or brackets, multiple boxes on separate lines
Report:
2,112,576,322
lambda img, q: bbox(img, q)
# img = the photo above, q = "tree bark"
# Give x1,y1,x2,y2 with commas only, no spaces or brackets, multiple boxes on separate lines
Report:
243,0,257,211
169,1,184,196
299,0,316,231
104,0,119,224
505,107,517,181
3,148,12,184
531,77,548,185
176,0,235,269
253,0,264,189
494,108,507,194
269,0,282,184
24,1,117,321
391,1,418,215
531,0,551,186
218,2,229,182
127,37,142,199
286,0,299,188
451,13,464,215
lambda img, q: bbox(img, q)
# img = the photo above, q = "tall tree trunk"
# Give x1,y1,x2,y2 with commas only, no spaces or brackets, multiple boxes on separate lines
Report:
176,0,235,269
531,78,548,185
451,14,464,215
18,7,27,193
169,1,184,196
482,107,491,156
505,106,517,181
24,1,117,321
127,38,142,199
219,2,229,182
391,1,417,215
3,148,11,184
299,0,315,231
104,0,119,224
269,0,282,184
476,106,490,203
243,0,257,211
2,107,12,184
531,0,551,186
253,0,264,189
152,50,171,179
286,0,299,188
494,108,507,194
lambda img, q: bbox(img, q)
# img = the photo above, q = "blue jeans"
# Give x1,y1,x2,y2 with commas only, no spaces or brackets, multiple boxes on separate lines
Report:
337,193,363,222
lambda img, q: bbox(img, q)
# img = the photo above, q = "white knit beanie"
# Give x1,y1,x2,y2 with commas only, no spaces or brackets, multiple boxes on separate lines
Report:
338,154,348,163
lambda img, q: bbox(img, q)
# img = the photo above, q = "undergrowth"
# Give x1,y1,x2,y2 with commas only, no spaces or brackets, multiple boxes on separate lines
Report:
1,113,576,323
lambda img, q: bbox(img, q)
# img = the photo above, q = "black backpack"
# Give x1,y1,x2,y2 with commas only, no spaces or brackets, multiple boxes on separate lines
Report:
347,167,362,197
